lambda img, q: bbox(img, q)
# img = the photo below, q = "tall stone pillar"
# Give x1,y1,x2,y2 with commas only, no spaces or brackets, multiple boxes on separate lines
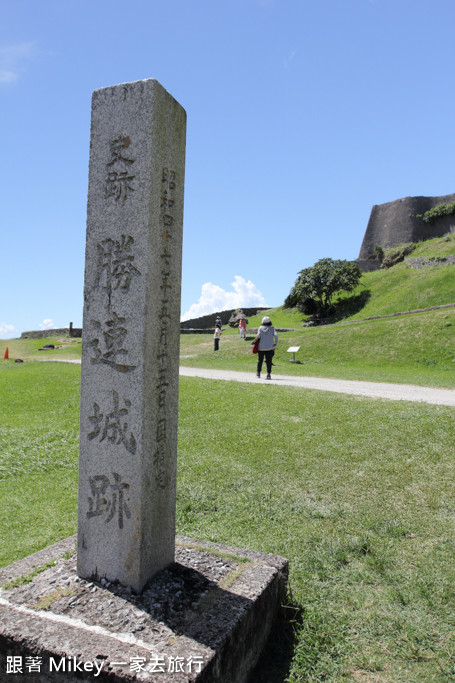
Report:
77,79,186,592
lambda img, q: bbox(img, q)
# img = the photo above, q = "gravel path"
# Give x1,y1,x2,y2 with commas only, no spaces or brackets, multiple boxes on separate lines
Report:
39,359,455,406
179,366,455,407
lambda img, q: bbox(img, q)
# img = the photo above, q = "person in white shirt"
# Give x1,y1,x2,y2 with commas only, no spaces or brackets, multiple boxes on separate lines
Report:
213,323,222,351
255,316,278,379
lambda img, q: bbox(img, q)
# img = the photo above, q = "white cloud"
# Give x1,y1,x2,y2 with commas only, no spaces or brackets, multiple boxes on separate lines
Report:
181,275,267,321
0,69,17,84
0,322,17,337
39,318,56,330
0,42,36,84
283,50,297,68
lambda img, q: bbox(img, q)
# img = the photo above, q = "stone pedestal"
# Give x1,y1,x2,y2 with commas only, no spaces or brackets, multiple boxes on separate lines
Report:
0,536,288,682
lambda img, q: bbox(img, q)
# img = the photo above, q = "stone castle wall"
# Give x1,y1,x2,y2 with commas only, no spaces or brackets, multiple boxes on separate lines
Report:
180,307,268,330
359,192,455,261
21,313,267,338
21,324,82,339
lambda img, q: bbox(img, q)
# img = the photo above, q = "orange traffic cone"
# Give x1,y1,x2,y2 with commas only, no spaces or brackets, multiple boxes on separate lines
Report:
3,347,9,360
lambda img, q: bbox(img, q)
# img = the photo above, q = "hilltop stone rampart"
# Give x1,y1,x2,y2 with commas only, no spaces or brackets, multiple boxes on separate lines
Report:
359,192,455,261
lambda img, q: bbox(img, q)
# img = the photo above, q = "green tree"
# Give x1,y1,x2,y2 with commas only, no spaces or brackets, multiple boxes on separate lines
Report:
284,258,362,316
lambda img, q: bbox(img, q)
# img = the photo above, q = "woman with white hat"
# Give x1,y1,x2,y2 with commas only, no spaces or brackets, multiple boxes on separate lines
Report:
255,316,278,380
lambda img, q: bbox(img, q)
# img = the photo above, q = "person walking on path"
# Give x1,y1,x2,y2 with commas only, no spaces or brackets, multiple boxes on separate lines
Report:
214,323,222,351
255,316,278,379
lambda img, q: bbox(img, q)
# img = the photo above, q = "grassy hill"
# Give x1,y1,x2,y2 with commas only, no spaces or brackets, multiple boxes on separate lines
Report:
247,232,455,328
342,234,455,321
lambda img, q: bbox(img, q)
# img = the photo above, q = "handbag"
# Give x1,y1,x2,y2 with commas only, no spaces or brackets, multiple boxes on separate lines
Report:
252,338,259,354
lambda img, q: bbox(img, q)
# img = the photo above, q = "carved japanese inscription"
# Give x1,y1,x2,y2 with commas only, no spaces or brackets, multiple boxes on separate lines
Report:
153,167,177,489
94,234,141,297
87,390,137,455
87,472,131,529
88,312,137,373
105,136,136,201
84,142,141,531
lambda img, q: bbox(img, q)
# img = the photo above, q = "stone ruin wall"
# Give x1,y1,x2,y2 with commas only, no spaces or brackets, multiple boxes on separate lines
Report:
358,192,455,269
21,312,267,339
21,324,82,339
180,307,268,330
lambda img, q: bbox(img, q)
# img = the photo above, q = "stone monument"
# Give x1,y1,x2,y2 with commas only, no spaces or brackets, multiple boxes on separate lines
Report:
77,79,186,592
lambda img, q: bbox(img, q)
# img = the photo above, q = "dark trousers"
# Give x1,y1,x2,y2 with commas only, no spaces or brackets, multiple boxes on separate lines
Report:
257,349,273,374
214,338,219,351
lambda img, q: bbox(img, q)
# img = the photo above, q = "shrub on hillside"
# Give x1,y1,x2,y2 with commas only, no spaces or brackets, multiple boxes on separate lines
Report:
381,243,416,269
417,202,455,225
285,258,362,317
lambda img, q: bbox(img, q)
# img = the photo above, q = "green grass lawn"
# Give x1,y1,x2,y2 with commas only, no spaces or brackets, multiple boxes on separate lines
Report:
0,335,82,362
0,363,80,564
1,361,455,681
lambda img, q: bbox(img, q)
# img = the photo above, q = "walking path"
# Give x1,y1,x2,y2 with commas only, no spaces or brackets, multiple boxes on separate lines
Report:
42,359,455,407
179,366,455,407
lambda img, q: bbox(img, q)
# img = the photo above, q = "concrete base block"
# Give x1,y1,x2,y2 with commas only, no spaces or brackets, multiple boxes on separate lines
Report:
0,536,288,682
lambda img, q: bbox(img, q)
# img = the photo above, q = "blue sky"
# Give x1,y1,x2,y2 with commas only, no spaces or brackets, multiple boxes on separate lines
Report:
1,0,455,338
